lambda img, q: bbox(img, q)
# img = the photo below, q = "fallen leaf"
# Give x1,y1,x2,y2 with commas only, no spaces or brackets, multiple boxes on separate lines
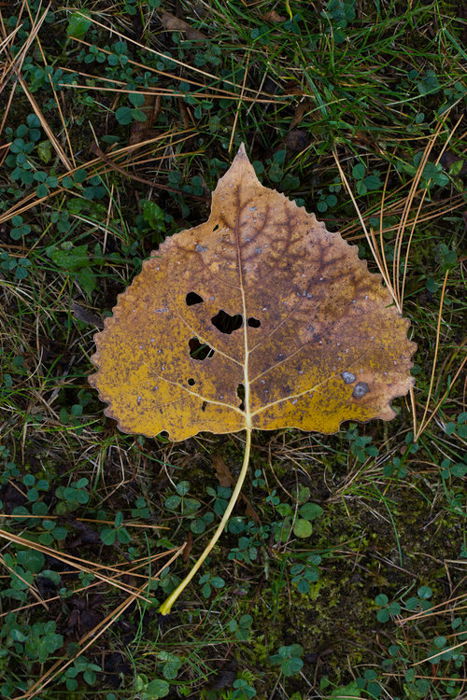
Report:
90,144,416,614
289,99,313,130
284,129,309,153
129,94,161,145
212,453,233,488
261,10,286,23
90,145,415,442
212,453,260,522
182,531,193,563
72,301,103,328
160,11,206,40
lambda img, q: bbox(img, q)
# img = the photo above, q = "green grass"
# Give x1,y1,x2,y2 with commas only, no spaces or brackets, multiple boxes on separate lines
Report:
0,0,465,698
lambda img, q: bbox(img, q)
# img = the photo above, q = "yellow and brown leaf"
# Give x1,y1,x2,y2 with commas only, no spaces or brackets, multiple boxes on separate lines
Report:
90,145,415,441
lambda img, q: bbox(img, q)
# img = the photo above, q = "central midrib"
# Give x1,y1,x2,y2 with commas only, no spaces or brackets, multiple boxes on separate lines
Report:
233,193,252,431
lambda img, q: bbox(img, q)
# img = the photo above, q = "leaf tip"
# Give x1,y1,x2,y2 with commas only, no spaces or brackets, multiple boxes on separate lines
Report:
236,142,248,159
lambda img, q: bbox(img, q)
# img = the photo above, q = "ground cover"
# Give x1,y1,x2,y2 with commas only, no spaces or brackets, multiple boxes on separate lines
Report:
0,1,465,698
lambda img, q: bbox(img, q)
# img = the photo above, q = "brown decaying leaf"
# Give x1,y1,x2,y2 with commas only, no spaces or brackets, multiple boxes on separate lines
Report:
261,10,286,23
212,453,260,522
129,93,161,145
89,145,415,442
212,453,234,488
160,11,206,41
71,302,103,329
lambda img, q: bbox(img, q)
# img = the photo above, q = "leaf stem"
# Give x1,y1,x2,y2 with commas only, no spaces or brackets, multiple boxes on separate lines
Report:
158,427,252,615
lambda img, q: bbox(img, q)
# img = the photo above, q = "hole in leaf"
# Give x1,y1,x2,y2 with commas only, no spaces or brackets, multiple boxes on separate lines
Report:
247,317,261,328
213,224,219,232
201,401,207,412
186,292,203,306
189,337,215,361
352,382,370,399
237,383,245,411
187,378,196,386
211,309,243,334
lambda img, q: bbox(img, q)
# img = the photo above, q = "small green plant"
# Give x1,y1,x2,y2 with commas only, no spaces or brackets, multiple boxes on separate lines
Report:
293,502,323,538
164,480,210,534
55,477,90,514
268,643,304,677
62,657,102,691
355,669,382,698
440,457,466,480
4,114,42,186
346,425,379,462
227,614,253,641
404,585,433,612
66,11,92,40
135,675,170,699
115,93,148,125
326,680,361,698
374,593,402,623
3,618,63,664
1,549,46,603
418,159,449,189
100,511,132,546
156,651,183,680
0,251,31,279
426,635,462,665
323,0,356,43
383,456,408,479
198,572,225,599
131,496,152,519
316,191,337,213
46,241,97,296
9,215,31,240
230,677,257,699
227,535,258,564
290,554,321,593
396,152,450,193
351,162,383,195
316,179,341,213
435,242,458,271
22,473,49,505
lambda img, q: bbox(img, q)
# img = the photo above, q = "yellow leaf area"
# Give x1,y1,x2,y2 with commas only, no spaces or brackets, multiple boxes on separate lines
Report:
90,145,415,441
